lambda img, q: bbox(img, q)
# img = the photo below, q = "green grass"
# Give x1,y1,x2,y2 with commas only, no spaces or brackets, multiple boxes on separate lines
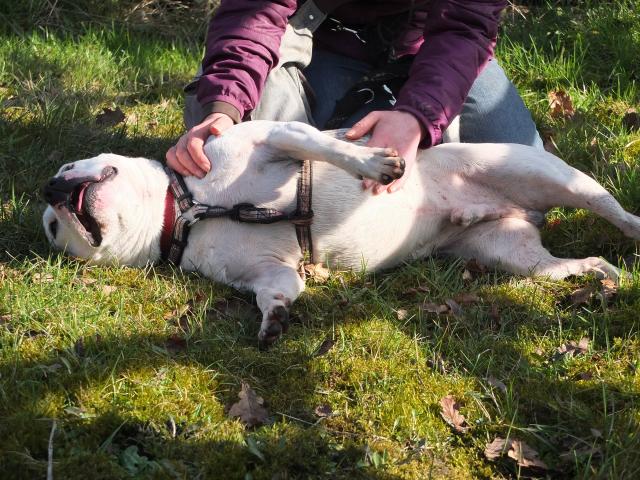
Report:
1,1,640,478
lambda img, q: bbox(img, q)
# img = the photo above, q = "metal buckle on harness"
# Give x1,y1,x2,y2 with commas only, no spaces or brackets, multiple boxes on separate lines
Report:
181,201,201,226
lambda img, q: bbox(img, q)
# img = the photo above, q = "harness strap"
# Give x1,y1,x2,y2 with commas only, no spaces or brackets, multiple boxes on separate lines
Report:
161,165,315,266
294,160,314,264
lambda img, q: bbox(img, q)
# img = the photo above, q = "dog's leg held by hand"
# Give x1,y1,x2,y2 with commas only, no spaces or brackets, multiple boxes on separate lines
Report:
251,264,305,349
262,122,405,184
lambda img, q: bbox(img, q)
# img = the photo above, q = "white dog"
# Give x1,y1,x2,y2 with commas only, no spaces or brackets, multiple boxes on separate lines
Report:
42,121,640,345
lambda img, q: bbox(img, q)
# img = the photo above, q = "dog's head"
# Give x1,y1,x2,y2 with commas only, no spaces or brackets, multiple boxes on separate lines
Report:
42,153,169,266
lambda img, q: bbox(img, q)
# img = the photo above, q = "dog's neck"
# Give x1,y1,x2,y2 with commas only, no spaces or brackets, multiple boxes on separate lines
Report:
109,159,170,267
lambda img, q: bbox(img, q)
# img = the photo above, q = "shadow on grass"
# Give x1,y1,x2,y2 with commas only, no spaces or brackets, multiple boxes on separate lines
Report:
1,260,639,478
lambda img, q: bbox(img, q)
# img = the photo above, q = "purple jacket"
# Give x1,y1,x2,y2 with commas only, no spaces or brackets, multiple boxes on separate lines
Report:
197,0,507,147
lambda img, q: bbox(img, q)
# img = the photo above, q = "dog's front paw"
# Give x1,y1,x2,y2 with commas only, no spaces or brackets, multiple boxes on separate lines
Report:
258,305,290,350
356,147,405,184
374,148,405,185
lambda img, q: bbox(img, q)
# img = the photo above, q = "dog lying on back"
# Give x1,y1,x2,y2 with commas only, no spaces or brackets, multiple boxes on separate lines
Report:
42,121,640,346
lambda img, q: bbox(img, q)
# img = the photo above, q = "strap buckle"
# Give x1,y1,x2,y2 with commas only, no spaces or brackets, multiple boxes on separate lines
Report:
181,201,201,226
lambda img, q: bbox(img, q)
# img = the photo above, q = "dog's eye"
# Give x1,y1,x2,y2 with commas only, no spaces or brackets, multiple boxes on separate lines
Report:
62,164,74,172
49,219,58,238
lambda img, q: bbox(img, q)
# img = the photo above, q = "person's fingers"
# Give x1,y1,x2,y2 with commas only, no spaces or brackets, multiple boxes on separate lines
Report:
165,146,191,177
186,131,210,174
345,111,381,140
175,135,206,178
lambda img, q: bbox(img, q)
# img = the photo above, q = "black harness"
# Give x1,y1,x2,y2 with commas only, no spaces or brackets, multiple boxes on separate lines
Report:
161,164,314,267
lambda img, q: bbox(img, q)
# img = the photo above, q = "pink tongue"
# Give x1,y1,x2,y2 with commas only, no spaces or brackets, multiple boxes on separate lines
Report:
75,183,89,212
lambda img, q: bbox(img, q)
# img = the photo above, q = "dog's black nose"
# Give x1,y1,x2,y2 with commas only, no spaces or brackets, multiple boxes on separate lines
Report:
42,175,86,206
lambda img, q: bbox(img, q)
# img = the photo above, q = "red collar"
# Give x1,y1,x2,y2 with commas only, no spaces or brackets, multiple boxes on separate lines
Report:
160,186,175,259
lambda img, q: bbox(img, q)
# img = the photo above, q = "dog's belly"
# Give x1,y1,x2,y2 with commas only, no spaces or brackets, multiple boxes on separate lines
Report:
311,162,461,270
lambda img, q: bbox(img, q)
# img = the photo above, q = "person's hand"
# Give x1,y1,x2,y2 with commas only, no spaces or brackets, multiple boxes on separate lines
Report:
345,110,424,194
166,112,234,177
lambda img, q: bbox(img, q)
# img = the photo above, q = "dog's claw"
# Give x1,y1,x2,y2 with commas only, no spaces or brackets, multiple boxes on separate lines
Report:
381,174,393,185
258,305,289,348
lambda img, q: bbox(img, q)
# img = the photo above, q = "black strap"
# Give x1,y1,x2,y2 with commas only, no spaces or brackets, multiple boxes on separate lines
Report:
163,167,314,266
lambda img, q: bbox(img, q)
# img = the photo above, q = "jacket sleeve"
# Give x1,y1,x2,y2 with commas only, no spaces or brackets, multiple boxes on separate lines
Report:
394,0,507,147
196,0,298,123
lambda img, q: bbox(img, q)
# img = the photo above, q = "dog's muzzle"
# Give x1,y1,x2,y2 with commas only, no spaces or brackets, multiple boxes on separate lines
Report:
42,166,117,207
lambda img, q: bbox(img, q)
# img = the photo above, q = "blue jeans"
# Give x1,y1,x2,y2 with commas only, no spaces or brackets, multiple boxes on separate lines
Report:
303,49,543,148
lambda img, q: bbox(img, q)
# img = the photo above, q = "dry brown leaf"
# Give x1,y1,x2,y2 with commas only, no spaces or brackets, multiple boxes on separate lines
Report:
314,337,335,357
548,90,575,119
484,437,509,461
33,272,54,283
228,383,269,427
570,285,596,306
403,285,430,297
454,292,480,304
462,269,473,281
396,309,408,320
622,108,640,131
507,439,548,470
304,263,330,283
101,285,117,295
486,376,507,394
440,395,468,433
422,302,450,314
314,404,333,418
165,334,187,354
96,107,126,127
600,278,618,301
0,313,13,325
444,299,463,317
556,337,590,359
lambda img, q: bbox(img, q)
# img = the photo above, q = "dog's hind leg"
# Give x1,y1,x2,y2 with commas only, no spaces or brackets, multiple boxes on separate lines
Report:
249,263,305,348
444,218,623,280
261,121,405,185
442,144,640,241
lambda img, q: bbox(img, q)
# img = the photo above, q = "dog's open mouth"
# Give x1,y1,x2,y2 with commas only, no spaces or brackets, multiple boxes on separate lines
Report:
62,166,117,247
69,181,103,247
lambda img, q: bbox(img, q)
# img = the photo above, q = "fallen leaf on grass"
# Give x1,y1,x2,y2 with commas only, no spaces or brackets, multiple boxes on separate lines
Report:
548,90,575,119
313,337,335,357
0,313,13,325
600,278,618,301
165,334,187,354
484,437,508,460
444,299,463,317
421,302,450,314
33,272,54,283
454,292,480,304
508,439,548,469
95,107,125,127
101,285,117,295
440,395,468,433
622,108,640,131
570,285,596,306
314,404,333,418
463,259,488,280
304,263,330,283
228,383,269,427
486,376,507,394
402,286,430,297
485,437,548,470
396,309,408,320
555,337,590,359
